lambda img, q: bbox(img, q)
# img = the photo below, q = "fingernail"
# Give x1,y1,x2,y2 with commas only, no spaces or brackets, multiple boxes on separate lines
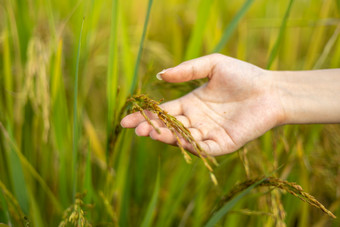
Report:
156,69,167,80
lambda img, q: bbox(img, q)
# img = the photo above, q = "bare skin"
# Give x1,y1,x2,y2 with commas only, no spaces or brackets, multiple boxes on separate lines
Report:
121,54,340,156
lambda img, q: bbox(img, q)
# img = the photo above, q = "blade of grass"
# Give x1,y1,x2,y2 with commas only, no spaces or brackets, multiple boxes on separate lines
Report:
313,24,340,69
304,0,332,69
184,0,214,60
0,188,10,225
3,122,29,215
83,145,93,205
115,130,133,227
213,0,254,53
130,0,154,94
118,7,133,103
0,123,63,213
84,115,105,168
266,0,294,69
28,190,43,227
140,159,160,227
72,17,85,199
2,26,13,125
107,0,119,131
330,33,340,68
0,179,24,225
204,177,267,227
51,39,70,206
156,161,195,227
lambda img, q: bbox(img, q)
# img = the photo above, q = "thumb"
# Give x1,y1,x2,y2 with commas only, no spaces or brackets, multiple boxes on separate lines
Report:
156,54,221,83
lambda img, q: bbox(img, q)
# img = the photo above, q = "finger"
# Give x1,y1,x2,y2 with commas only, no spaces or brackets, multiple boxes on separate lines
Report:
149,127,177,144
174,115,190,127
159,99,183,116
135,119,164,136
187,128,203,141
170,128,204,157
157,54,222,83
121,99,183,128
198,140,222,156
121,110,157,128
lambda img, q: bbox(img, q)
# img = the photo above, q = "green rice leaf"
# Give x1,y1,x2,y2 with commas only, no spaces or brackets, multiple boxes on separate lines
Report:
83,146,93,204
2,26,13,124
0,188,10,225
4,123,29,215
130,0,154,94
204,177,266,227
0,123,62,213
140,159,160,227
266,0,294,69
213,0,254,53
184,0,214,60
107,0,119,128
72,17,85,199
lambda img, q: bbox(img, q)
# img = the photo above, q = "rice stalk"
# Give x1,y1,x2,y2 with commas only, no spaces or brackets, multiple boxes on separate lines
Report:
126,94,218,185
219,177,336,219
58,193,92,227
229,209,276,217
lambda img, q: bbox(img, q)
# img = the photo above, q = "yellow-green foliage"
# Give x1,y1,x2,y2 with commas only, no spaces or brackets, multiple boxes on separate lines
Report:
0,0,339,226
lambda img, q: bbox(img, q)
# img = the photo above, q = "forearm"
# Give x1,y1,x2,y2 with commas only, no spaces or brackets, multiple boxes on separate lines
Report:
271,69,340,124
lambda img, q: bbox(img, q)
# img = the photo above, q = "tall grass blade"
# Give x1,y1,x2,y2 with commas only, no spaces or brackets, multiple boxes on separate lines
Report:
204,177,266,227
0,179,24,225
119,8,134,101
0,123,62,213
0,189,10,225
330,34,340,68
184,0,214,60
304,0,332,69
72,17,85,199
141,160,160,227
28,190,43,227
213,0,254,53
107,0,119,131
3,123,29,215
266,0,294,69
156,162,194,227
51,40,69,206
130,0,154,94
83,146,93,204
116,131,133,227
313,24,340,69
2,26,13,124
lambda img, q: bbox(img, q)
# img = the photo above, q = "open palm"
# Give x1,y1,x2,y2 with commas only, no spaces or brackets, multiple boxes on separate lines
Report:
121,54,284,156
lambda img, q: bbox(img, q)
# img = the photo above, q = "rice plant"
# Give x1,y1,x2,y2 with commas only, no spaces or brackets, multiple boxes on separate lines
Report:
0,0,339,226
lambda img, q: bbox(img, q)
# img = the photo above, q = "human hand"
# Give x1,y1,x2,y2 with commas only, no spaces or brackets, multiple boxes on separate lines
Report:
121,54,285,156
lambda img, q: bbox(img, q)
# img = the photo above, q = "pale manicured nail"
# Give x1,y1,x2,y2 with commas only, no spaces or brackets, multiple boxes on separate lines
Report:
156,69,167,80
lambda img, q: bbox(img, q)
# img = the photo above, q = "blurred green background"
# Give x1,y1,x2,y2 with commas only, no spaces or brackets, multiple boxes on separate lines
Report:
0,0,340,226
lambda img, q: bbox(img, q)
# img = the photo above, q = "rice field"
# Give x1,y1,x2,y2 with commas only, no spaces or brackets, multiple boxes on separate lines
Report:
0,0,340,226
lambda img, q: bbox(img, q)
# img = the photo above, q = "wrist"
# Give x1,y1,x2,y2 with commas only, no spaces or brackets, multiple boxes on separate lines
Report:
269,69,340,125
262,70,289,126
269,70,296,125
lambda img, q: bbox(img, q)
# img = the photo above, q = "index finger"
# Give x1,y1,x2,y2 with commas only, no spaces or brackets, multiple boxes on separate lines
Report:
120,99,183,128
